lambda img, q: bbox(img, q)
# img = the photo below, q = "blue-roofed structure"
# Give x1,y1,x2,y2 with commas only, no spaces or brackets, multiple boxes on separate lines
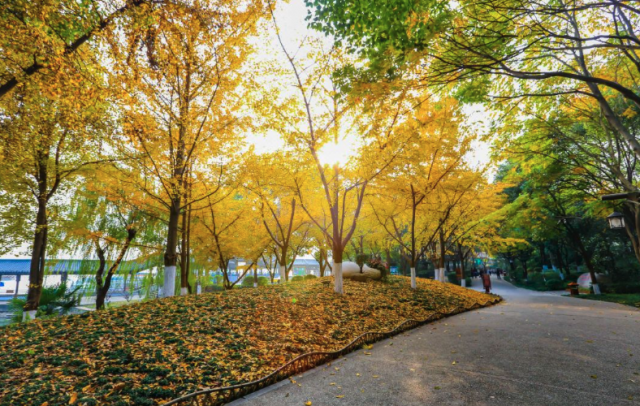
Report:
0,259,156,276
0,259,159,298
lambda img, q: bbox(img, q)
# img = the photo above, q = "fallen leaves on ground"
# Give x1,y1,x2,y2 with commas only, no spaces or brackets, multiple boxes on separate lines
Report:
0,276,498,406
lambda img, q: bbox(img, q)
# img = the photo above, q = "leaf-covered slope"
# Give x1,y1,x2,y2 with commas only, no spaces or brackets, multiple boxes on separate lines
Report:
0,277,498,406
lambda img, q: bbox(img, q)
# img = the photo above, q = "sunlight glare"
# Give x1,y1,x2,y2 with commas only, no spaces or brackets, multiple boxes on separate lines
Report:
317,140,354,167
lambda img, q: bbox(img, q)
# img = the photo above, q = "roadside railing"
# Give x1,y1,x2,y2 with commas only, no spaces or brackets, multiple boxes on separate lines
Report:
161,296,500,406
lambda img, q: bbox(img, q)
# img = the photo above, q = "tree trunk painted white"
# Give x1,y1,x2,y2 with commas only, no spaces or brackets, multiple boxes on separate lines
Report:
164,265,176,298
196,283,201,294
279,264,286,282
23,310,37,322
440,268,445,282
254,282,258,288
592,283,601,295
333,262,343,294
180,287,188,296
410,267,417,289
461,278,466,287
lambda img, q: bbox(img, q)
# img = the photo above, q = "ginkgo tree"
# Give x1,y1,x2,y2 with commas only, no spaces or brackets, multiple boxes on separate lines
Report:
369,97,472,288
0,0,154,100
106,0,265,296
0,74,110,319
191,188,271,290
265,6,419,293
245,152,311,282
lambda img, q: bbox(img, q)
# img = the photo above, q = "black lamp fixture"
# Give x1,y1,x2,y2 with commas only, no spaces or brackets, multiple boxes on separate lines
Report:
607,212,625,229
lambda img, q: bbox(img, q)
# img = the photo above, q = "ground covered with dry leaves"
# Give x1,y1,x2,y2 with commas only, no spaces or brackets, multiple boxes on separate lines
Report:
0,276,499,406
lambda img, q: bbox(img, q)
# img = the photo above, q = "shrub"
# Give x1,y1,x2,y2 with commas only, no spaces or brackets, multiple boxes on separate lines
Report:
605,282,640,294
304,274,317,280
242,276,270,287
10,283,82,323
544,279,565,291
203,285,224,293
355,254,369,272
446,272,458,284
543,272,561,281
512,267,524,283
465,277,472,287
241,276,255,286
528,272,544,284
290,275,305,283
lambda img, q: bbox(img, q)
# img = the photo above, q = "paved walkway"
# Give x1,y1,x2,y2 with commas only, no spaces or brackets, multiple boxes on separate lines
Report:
230,277,640,406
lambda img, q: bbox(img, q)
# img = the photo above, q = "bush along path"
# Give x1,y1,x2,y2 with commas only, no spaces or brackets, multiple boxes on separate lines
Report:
0,277,500,406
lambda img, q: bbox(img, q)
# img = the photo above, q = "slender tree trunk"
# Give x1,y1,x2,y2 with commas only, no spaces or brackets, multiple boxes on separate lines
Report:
438,230,446,283
458,244,466,287
410,267,417,288
164,200,180,297
186,202,192,294
410,186,418,289
180,207,189,296
253,265,258,288
94,242,107,309
96,228,136,310
333,246,343,294
24,153,49,319
165,65,190,298
279,263,287,283
318,248,326,277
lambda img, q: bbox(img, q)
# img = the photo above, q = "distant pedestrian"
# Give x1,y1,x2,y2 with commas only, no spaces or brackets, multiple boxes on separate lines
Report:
481,270,492,294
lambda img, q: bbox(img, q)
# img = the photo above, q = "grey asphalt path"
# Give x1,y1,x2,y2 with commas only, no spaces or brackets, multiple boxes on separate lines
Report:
230,277,640,406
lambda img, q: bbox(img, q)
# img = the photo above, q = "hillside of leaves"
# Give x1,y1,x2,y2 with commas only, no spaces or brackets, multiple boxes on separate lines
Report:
0,277,499,406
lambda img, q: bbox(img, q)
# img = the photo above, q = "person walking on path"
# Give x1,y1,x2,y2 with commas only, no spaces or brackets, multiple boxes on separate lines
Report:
481,270,492,294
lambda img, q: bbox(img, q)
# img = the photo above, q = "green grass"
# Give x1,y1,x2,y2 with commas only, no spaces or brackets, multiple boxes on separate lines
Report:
578,293,640,308
506,279,565,292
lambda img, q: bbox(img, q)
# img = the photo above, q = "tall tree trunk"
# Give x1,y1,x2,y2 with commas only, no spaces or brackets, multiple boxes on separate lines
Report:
438,230,446,283
318,248,326,277
279,262,287,282
180,207,189,296
458,243,466,287
186,203,192,294
410,186,418,289
24,152,50,319
333,246,343,294
165,64,190,298
94,242,107,309
164,200,180,297
253,265,258,288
